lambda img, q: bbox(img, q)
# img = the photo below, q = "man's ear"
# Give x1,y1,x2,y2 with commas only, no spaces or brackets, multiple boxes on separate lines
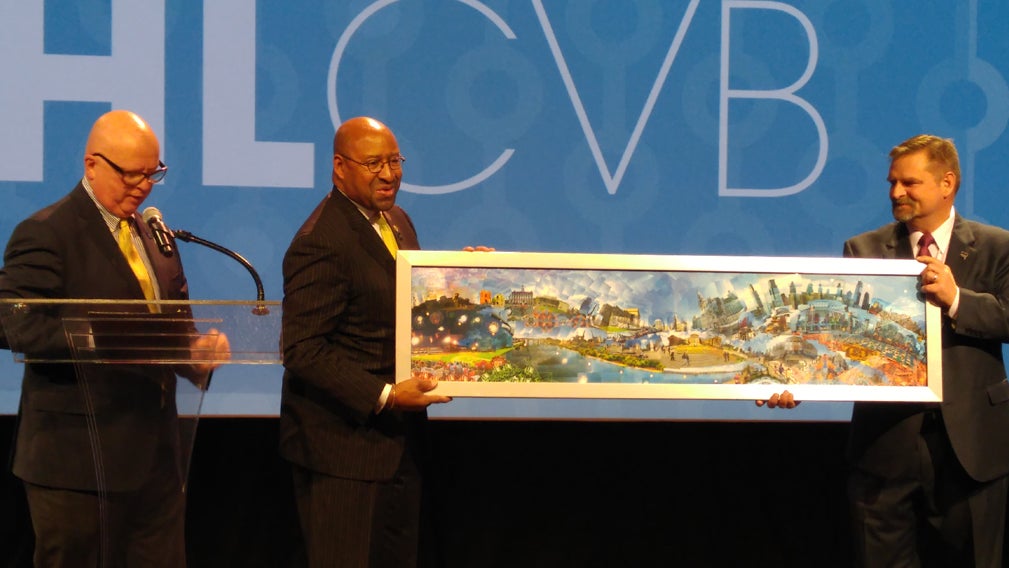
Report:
332,154,346,183
941,170,957,197
84,155,98,181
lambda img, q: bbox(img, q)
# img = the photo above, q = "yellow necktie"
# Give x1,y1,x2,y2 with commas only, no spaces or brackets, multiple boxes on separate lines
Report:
376,214,398,258
118,219,158,309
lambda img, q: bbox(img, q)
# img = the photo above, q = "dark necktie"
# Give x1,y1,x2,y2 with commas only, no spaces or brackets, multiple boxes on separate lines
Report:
917,232,936,257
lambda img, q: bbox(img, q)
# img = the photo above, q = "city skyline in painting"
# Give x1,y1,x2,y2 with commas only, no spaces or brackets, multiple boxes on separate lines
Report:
408,262,928,392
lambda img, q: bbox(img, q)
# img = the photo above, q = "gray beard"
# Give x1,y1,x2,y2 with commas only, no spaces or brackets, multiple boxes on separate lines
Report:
893,209,913,223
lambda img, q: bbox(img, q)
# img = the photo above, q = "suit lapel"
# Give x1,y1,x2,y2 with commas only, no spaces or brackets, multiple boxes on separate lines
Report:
946,214,976,281
384,206,419,251
886,223,913,259
69,185,147,300
329,190,396,277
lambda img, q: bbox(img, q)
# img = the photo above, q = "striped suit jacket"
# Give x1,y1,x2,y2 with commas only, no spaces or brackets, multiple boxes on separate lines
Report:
279,188,422,480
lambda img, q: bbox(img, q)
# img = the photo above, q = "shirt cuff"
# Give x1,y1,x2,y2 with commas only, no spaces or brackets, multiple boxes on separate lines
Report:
375,383,393,413
948,287,960,319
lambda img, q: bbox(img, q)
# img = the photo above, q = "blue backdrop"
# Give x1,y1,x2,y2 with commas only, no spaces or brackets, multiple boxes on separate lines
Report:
2,0,1007,421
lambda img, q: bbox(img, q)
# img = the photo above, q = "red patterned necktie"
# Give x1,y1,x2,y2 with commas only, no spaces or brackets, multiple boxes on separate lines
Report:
917,232,936,257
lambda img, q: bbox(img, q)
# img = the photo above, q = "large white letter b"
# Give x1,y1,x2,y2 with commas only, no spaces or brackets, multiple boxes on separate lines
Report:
719,1,827,198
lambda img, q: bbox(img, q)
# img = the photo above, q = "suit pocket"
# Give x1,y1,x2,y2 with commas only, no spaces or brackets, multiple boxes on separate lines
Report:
986,379,1009,405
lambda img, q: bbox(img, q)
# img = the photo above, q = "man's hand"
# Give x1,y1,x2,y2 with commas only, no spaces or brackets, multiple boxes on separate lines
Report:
190,327,231,379
390,377,452,411
463,246,495,252
756,390,799,409
916,254,957,310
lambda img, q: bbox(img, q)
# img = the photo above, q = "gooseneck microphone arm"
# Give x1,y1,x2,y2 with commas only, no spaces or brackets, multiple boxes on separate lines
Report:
172,229,271,315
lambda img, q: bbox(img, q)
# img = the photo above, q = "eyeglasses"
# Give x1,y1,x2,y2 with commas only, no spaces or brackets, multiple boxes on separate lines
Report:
92,153,168,186
339,154,406,174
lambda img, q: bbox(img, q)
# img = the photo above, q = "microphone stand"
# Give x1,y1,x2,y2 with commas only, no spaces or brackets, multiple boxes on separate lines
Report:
171,229,271,315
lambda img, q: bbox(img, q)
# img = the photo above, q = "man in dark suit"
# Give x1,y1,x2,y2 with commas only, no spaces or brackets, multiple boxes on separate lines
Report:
842,134,1009,566
0,109,226,566
280,116,452,567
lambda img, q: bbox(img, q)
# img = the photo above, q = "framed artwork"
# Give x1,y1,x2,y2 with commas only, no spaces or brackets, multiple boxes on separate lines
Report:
396,251,941,402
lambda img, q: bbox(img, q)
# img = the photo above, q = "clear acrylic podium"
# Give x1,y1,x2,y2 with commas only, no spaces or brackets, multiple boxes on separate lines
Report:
0,298,280,564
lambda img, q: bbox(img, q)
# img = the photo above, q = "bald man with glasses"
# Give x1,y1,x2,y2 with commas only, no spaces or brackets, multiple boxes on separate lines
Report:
0,109,226,567
280,117,452,567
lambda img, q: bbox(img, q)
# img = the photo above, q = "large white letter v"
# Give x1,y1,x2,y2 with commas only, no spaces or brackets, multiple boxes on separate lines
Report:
533,0,700,195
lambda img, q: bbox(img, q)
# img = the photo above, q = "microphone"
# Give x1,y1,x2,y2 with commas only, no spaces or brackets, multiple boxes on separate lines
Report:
171,229,270,315
142,207,176,257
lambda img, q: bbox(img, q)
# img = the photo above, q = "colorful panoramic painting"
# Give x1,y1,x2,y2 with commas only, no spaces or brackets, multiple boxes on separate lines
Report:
396,252,941,401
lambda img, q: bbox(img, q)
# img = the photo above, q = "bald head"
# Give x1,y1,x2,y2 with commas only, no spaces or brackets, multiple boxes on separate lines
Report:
331,117,402,211
85,110,159,162
83,110,163,218
333,117,393,156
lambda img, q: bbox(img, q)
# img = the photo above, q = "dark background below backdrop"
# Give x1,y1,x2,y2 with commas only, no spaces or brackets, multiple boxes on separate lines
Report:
1,416,857,567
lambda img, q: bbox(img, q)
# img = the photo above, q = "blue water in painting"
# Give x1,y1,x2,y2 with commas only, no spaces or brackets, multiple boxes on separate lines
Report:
506,346,738,385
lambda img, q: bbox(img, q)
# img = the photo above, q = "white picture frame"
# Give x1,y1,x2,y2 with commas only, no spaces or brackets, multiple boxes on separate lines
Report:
396,251,941,402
